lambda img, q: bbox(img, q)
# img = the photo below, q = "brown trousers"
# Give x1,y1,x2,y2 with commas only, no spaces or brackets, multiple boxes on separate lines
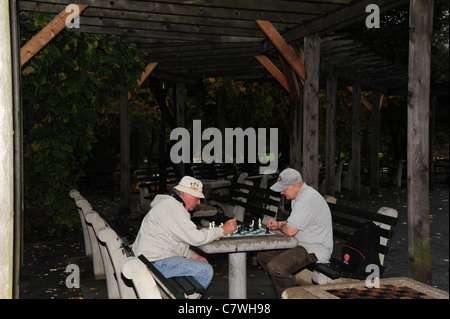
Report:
257,246,318,298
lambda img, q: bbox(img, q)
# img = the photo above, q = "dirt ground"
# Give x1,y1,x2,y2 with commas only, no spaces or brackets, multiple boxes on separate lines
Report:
18,183,449,299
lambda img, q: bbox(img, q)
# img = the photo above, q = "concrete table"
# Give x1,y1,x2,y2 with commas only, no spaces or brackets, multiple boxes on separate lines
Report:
282,277,449,299
198,230,298,299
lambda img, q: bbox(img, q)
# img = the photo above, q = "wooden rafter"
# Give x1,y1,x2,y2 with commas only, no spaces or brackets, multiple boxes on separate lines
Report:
20,4,87,66
254,55,288,91
255,20,305,82
128,62,158,99
279,56,301,103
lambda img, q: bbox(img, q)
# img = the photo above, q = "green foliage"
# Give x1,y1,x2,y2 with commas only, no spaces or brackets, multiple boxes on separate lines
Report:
21,13,147,233
188,77,289,129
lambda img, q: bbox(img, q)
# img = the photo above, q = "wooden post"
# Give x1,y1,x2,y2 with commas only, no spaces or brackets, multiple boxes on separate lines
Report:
302,34,320,189
279,57,303,172
120,93,130,214
429,95,436,188
407,0,433,285
255,21,306,172
351,82,361,200
324,74,337,196
0,1,15,299
370,91,382,194
176,82,186,176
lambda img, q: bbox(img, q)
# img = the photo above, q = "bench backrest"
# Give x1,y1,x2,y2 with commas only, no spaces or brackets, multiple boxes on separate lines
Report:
85,211,121,299
120,257,162,299
98,226,138,299
136,167,178,190
328,203,398,265
229,181,282,223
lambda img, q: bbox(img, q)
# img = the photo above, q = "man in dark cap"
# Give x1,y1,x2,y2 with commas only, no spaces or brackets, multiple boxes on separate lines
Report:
257,168,333,298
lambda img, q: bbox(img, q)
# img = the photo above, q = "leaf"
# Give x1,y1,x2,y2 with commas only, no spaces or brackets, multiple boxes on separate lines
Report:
61,144,73,152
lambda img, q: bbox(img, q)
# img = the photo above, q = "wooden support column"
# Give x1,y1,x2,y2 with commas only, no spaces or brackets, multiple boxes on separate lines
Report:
324,74,337,196
176,82,186,176
370,91,382,194
351,82,362,200
302,34,320,189
255,21,306,172
119,93,130,214
0,1,14,298
279,57,302,172
407,0,433,285
20,4,87,66
429,95,436,188
120,63,157,213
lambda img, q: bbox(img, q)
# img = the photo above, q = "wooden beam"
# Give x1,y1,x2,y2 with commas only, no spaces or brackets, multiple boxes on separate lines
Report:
279,56,301,103
128,62,158,99
119,92,130,214
370,91,381,194
255,20,305,82
324,74,337,196
281,0,409,42
346,86,373,111
45,0,311,24
302,34,320,189
0,0,14,299
254,55,288,91
351,82,362,200
407,0,433,285
20,4,87,66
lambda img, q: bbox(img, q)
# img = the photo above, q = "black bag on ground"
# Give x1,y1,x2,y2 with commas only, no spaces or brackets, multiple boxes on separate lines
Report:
341,221,385,276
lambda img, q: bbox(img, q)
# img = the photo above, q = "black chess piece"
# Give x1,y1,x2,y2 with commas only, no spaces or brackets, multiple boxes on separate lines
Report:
265,227,270,234
253,219,259,231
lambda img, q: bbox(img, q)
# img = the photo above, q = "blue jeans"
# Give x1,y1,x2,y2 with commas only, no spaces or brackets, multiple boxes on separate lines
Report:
153,256,214,290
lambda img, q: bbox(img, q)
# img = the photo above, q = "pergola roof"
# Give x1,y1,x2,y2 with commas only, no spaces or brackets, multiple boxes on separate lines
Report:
19,0,409,92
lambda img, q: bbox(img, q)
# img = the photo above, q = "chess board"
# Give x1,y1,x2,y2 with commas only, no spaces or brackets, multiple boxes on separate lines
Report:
225,228,274,237
326,284,435,299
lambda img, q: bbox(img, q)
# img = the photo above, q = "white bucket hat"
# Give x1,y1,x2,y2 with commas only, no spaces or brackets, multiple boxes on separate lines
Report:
174,176,205,198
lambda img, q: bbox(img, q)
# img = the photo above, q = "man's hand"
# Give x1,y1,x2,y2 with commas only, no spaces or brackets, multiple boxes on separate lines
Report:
267,219,299,236
188,251,209,263
221,219,237,235
266,219,280,230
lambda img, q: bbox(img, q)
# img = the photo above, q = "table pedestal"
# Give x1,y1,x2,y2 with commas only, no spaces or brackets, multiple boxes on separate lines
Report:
229,252,247,299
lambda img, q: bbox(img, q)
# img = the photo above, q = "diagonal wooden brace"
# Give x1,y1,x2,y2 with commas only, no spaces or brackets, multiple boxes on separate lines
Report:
20,4,87,66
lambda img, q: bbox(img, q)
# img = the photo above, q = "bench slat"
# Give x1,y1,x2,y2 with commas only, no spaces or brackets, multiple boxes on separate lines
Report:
329,203,398,226
331,215,393,240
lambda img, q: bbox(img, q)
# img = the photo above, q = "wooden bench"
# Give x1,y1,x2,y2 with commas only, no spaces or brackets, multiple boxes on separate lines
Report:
290,203,398,291
70,189,207,299
136,254,205,299
120,257,162,299
135,166,178,207
202,179,284,226
190,163,238,180
432,158,449,183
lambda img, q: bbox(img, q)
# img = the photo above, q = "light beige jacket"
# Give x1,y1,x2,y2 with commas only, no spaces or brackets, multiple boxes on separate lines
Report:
132,194,223,261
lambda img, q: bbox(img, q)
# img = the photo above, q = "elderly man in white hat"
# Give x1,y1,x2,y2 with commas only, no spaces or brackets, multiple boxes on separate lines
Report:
133,176,237,293
257,168,333,298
